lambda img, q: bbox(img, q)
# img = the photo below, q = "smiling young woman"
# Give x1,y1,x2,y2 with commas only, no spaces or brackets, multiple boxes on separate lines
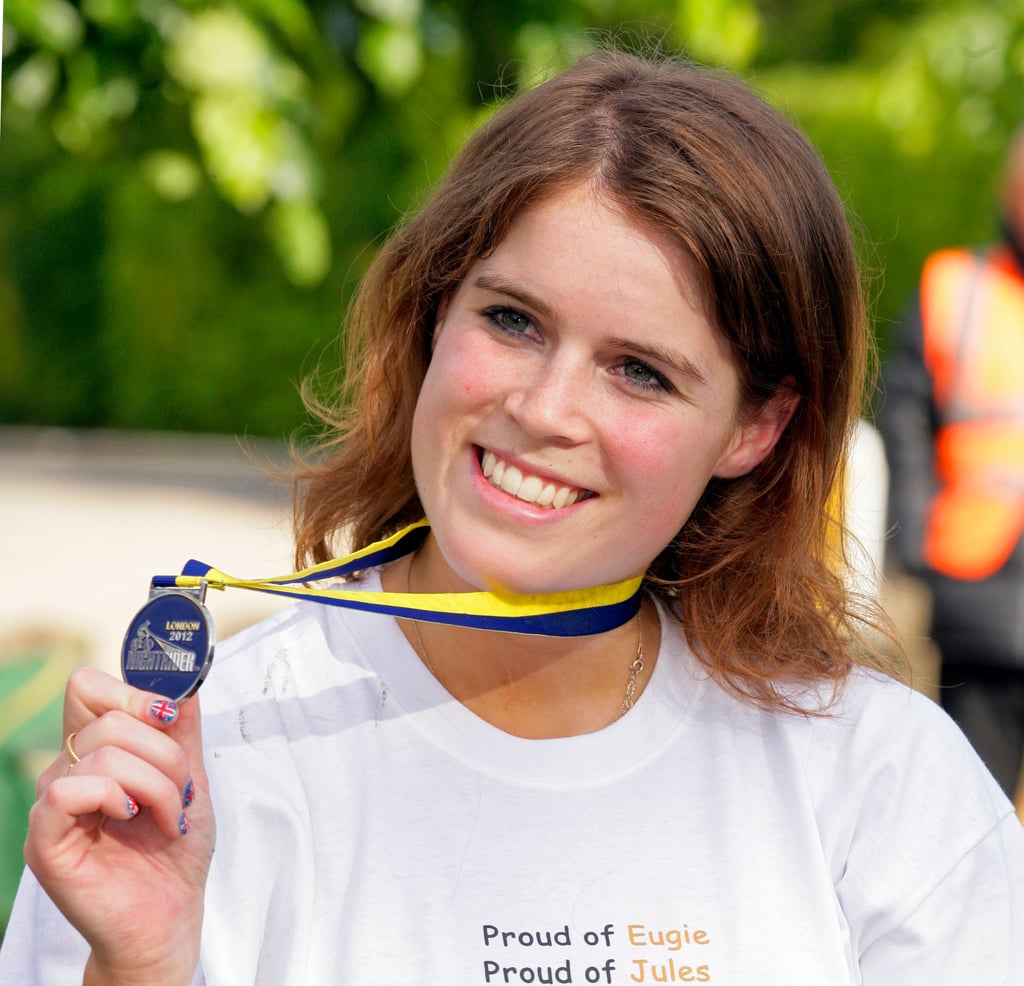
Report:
293,50,873,715
3,44,1022,986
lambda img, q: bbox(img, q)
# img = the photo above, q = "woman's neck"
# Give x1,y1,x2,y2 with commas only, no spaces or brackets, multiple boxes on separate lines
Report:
381,553,658,739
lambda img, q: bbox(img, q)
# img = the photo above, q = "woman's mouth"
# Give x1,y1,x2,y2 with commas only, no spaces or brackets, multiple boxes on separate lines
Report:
480,449,593,509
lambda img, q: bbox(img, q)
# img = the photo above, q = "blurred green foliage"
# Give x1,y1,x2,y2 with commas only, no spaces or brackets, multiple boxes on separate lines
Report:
0,636,80,942
2,0,1024,436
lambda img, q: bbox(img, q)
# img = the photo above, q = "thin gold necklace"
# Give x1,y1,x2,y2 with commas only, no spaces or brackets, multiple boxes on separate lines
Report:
404,555,645,718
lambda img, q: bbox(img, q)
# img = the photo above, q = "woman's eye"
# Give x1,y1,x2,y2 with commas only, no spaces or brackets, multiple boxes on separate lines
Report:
622,359,670,392
484,306,535,337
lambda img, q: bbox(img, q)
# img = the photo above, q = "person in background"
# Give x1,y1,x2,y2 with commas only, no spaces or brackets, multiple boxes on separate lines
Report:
2,45,1022,985
882,129,1024,818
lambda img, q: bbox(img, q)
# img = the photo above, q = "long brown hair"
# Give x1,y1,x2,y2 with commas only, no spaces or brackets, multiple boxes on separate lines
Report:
293,48,903,713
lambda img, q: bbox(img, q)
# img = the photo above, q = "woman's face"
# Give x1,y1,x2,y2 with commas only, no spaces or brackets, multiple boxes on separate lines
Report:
410,183,789,594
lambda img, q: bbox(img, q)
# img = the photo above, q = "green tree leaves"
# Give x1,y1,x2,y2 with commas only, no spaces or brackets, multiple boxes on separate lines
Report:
3,0,1023,434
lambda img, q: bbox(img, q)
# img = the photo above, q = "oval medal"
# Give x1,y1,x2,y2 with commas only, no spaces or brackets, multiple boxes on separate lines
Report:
121,590,214,701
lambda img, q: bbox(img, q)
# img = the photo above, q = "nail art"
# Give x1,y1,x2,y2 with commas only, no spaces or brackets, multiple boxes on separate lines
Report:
149,699,179,724
179,812,190,836
126,796,140,817
183,776,195,807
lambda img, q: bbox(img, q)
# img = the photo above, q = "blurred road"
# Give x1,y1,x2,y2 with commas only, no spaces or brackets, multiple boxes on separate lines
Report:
0,427,297,679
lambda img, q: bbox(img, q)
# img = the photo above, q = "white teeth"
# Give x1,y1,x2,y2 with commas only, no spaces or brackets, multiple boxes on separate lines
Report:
500,465,523,495
479,450,587,510
518,476,544,503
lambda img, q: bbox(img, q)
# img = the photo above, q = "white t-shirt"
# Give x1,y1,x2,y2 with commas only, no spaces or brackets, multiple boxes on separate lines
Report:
3,570,1023,984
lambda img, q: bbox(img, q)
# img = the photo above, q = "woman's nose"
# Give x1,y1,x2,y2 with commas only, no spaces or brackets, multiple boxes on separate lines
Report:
503,355,592,444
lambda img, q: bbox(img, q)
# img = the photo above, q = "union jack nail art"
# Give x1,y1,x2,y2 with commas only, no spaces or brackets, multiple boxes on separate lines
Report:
149,699,179,724
179,812,190,836
126,796,139,817
183,776,195,807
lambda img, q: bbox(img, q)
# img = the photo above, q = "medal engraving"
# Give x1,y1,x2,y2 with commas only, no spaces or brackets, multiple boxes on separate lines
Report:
121,584,214,700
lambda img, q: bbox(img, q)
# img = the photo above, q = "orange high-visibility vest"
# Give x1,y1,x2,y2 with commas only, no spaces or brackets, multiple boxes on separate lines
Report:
920,246,1024,580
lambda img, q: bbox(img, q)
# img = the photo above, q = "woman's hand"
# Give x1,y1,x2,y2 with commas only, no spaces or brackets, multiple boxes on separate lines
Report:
24,667,215,985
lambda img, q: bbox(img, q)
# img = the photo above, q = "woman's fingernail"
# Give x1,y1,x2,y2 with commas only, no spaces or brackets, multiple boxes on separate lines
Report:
149,699,179,724
179,812,190,836
183,776,195,807
126,796,140,817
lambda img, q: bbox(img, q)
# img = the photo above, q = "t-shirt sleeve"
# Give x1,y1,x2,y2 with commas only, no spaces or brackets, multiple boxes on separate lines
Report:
0,867,90,982
813,674,1024,982
858,812,1024,984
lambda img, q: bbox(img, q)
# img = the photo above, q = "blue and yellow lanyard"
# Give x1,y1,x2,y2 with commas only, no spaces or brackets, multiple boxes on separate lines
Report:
158,518,644,636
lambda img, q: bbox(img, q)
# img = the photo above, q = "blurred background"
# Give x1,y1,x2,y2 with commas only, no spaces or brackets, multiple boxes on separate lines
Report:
3,0,1023,935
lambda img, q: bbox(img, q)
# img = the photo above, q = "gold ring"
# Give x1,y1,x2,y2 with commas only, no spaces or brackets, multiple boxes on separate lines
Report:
66,730,81,766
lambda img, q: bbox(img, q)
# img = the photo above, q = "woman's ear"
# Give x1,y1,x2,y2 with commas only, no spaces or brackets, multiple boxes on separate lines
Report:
713,380,800,480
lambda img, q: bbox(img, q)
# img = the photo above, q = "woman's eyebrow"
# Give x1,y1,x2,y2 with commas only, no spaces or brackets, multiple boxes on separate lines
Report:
603,337,710,387
472,273,555,319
